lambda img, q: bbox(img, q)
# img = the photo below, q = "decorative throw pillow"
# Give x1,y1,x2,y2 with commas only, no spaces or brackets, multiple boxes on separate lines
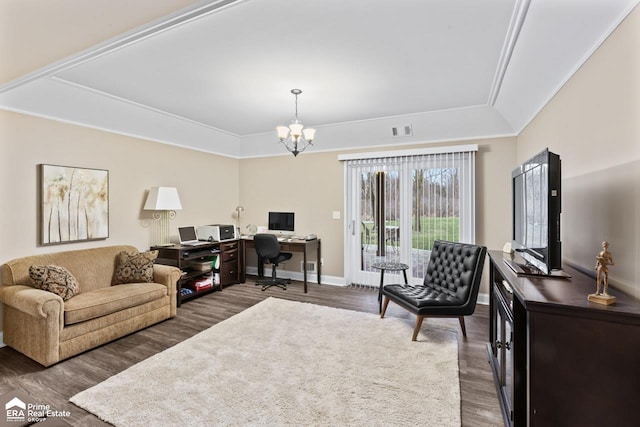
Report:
29,265,80,301
113,250,158,285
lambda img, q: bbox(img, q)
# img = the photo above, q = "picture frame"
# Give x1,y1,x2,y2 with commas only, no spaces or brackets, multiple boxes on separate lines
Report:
39,164,109,245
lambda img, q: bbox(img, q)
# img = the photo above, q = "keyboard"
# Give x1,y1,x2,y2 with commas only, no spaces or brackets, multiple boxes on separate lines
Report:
182,241,210,246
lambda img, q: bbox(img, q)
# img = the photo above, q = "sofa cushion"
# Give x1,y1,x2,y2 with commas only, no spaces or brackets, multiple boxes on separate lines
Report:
113,250,158,285
28,265,80,301
64,282,167,325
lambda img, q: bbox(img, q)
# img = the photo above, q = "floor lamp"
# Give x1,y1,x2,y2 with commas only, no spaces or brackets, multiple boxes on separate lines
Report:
144,187,182,246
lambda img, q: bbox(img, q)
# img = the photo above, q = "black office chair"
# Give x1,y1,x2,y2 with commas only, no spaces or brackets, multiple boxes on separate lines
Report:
254,234,293,291
380,240,487,341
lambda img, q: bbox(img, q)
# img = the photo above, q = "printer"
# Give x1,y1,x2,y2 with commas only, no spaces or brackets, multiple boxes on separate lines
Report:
197,224,237,242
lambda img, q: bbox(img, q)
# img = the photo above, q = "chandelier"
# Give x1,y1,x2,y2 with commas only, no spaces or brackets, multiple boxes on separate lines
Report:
276,89,316,156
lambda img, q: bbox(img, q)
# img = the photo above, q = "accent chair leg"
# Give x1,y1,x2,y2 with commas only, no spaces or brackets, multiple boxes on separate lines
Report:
412,315,425,341
458,316,467,337
380,296,390,318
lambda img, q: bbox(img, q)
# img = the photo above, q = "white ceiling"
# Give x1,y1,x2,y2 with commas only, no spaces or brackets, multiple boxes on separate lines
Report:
0,0,638,158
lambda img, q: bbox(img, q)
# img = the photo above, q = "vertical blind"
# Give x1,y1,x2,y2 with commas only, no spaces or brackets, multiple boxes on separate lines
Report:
342,145,477,287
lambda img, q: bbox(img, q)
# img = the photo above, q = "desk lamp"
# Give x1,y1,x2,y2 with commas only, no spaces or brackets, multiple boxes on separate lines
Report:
235,206,244,234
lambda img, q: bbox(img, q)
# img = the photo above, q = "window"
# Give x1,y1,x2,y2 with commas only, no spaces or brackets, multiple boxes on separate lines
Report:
341,145,477,286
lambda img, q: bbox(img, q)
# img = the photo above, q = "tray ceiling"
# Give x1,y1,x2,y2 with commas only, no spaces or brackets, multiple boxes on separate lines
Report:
0,0,637,157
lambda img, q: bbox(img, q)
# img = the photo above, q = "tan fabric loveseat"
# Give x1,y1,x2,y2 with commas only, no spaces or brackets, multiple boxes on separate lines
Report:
0,245,181,366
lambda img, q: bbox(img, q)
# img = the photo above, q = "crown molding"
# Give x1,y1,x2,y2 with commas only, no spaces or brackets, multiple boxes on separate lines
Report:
488,0,531,106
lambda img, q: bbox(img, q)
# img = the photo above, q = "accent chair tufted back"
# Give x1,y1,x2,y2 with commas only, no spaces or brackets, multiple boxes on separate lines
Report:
424,240,485,305
380,239,487,340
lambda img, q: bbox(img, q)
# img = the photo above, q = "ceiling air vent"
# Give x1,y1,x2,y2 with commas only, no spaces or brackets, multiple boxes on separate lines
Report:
391,124,413,137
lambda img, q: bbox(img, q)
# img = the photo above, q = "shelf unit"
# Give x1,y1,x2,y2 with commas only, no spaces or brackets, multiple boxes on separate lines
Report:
153,240,240,306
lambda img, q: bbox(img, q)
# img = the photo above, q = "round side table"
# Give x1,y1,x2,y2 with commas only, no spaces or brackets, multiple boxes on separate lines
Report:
372,261,409,312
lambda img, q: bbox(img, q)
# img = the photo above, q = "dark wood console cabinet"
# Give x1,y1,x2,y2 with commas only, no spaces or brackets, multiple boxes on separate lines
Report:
153,240,240,306
487,250,640,427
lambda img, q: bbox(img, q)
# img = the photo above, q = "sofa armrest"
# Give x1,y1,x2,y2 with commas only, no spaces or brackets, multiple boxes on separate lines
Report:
0,285,65,366
0,285,63,323
152,264,181,317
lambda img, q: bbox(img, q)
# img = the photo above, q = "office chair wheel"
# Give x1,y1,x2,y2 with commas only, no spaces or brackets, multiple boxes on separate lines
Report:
260,283,287,291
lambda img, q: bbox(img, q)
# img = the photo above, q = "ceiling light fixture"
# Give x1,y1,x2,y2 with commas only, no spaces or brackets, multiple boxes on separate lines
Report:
276,89,316,157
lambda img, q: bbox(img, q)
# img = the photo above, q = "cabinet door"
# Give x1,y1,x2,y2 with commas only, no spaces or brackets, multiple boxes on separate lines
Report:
492,285,515,426
529,311,640,426
502,314,514,422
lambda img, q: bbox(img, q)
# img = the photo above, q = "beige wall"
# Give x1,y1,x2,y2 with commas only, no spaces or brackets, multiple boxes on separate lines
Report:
0,110,240,332
0,111,514,336
239,151,345,279
517,6,640,298
239,138,517,288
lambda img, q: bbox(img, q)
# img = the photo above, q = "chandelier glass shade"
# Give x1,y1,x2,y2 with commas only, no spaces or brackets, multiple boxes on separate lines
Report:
276,89,316,156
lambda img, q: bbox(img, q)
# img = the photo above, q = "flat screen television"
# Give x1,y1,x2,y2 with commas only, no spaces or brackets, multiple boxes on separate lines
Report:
268,212,295,235
510,148,562,275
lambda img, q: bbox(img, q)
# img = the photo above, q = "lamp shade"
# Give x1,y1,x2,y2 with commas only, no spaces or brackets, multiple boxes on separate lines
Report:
289,122,304,138
143,187,182,210
276,126,290,141
302,128,316,142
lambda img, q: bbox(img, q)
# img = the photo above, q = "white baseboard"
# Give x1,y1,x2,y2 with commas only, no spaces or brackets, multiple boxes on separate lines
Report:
245,267,346,287
244,267,491,305
477,292,489,306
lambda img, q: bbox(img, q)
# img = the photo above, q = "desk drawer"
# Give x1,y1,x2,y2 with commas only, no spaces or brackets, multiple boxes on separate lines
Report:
220,262,238,284
222,248,238,262
280,242,305,252
220,241,238,251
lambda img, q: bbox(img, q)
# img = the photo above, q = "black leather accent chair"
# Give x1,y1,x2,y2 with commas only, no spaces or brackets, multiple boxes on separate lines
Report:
380,240,487,341
254,234,293,291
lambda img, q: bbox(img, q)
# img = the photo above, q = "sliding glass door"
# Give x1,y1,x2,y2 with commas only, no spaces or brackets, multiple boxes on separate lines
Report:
353,167,403,286
343,147,476,287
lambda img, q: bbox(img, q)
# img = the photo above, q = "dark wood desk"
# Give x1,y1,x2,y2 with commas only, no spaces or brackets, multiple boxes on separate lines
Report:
240,237,321,293
153,240,240,306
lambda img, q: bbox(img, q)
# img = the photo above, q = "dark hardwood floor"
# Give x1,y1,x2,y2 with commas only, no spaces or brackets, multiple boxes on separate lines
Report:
0,280,503,426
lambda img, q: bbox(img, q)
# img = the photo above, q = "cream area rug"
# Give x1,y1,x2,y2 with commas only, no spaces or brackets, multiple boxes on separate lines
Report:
70,298,460,426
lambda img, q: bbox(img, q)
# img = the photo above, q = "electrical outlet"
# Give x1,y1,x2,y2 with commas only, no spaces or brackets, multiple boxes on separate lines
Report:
332,211,341,219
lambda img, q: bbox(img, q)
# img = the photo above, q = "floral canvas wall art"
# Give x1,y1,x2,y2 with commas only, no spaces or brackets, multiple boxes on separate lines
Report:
40,164,109,245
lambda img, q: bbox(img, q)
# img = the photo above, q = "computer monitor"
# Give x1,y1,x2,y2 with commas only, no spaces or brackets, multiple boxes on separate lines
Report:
268,212,295,235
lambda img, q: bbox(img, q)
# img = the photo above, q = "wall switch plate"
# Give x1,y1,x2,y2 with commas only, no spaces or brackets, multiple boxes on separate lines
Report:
332,211,341,219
